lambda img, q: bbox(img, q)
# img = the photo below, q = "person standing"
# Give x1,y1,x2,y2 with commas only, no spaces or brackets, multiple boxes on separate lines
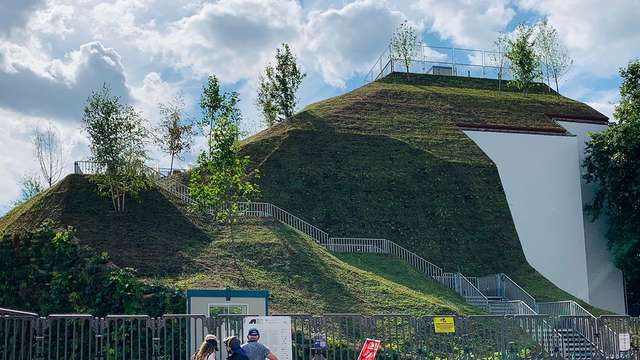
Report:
242,328,279,360
193,334,219,360
225,336,250,360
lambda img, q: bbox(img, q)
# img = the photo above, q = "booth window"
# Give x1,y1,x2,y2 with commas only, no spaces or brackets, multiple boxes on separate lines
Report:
209,303,248,316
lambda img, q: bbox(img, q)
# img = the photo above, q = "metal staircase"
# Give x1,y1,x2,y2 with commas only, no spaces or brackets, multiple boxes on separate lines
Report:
74,160,611,358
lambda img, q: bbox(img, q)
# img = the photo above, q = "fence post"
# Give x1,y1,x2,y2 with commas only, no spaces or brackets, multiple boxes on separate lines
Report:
95,317,106,360
34,317,45,360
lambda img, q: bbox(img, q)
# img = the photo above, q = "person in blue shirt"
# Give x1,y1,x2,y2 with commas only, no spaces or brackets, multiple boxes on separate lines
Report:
242,328,279,360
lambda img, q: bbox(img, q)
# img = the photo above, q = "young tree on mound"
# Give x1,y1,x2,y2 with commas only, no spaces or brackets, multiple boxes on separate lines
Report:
491,32,510,93
33,121,64,187
82,84,151,213
535,19,572,94
154,94,194,175
584,59,640,314
13,174,44,206
390,20,419,73
257,43,305,127
506,24,540,95
190,76,259,224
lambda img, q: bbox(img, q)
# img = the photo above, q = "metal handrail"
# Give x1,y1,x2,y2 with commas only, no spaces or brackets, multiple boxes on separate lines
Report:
502,273,538,312
364,43,515,82
75,160,548,317
538,300,594,318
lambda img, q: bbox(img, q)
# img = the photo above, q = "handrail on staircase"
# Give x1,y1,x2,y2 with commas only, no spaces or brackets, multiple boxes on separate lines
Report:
74,160,589,320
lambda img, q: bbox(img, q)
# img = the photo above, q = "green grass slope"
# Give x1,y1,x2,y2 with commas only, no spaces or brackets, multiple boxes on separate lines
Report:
240,73,606,306
0,175,477,315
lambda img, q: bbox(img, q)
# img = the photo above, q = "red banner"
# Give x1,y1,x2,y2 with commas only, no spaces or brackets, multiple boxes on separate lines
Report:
357,339,381,360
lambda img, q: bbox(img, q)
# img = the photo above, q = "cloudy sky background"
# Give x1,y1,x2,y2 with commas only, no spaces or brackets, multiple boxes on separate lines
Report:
0,0,638,214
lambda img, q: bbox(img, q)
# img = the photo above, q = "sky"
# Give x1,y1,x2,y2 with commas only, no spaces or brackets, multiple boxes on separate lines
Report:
0,0,639,215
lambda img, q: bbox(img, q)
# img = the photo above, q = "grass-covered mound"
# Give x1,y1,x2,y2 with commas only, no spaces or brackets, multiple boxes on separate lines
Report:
0,222,184,316
240,73,606,304
0,175,477,315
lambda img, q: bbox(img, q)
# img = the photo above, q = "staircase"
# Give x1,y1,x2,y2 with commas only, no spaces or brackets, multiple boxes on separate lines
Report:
74,161,609,358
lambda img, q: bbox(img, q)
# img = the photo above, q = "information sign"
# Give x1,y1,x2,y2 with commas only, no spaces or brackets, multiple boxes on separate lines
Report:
433,317,455,333
244,316,293,360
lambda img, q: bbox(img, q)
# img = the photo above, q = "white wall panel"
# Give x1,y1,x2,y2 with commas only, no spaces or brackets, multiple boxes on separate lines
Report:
558,121,626,314
464,130,590,301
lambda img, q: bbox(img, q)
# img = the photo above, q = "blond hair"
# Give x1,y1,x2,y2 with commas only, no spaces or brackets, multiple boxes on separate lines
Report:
195,340,217,360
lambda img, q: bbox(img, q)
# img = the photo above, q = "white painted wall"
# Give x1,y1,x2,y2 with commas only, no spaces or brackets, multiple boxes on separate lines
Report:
557,121,626,314
464,130,591,301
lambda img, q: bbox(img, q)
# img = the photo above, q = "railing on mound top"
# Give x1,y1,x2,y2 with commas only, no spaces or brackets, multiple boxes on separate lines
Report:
364,44,517,82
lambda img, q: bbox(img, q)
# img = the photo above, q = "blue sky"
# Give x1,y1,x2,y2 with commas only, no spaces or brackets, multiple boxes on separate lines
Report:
0,0,638,214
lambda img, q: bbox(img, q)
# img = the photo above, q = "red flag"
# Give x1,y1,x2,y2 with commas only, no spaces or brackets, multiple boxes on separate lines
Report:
357,339,381,360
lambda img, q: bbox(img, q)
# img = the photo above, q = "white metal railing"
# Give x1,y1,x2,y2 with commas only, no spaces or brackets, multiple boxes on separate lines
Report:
502,274,538,312
476,273,538,312
74,160,552,316
538,301,594,318
364,44,517,82
489,300,537,315
434,272,489,311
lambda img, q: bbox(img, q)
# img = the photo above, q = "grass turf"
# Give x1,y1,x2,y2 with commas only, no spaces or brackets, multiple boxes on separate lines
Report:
240,73,608,311
0,174,478,315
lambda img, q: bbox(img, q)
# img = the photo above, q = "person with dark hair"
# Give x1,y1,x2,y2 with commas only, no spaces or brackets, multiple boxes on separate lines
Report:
242,328,279,360
225,335,250,360
193,334,219,360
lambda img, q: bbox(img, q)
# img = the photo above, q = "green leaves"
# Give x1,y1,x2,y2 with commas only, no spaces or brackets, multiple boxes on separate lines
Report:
506,24,540,94
390,20,419,73
583,59,640,301
257,43,305,126
190,74,260,224
0,221,185,316
82,84,150,213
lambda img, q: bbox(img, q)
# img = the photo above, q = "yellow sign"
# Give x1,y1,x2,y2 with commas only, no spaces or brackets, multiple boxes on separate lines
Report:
433,317,455,333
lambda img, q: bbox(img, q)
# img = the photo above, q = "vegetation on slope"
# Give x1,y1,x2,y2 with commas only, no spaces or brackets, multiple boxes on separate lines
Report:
0,175,477,315
0,222,184,316
240,73,606,306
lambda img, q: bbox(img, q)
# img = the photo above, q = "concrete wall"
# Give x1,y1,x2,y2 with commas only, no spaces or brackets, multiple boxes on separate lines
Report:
557,121,626,314
464,130,591,301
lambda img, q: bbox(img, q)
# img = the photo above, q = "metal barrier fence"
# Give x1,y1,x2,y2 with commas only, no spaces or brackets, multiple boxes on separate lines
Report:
364,44,517,82
5,312,639,360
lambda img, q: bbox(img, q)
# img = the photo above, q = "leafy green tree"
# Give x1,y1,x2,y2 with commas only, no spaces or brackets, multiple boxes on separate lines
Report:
13,174,44,206
154,94,194,174
190,76,259,224
257,43,305,126
390,20,419,73
583,59,640,313
535,19,572,93
82,84,151,213
506,24,540,94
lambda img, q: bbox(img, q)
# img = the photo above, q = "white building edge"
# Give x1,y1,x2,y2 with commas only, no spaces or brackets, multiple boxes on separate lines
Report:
462,117,626,314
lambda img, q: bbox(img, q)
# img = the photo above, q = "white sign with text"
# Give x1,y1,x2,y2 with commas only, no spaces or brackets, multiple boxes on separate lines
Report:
243,316,292,360
619,333,631,352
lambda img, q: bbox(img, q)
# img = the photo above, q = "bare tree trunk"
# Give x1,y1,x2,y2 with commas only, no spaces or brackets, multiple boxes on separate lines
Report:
169,153,175,175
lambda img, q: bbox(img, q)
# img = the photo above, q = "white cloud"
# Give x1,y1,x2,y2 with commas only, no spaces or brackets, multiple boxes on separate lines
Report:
405,0,515,48
302,0,404,87
0,108,87,208
0,41,131,121
0,0,47,35
517,0,640,77
149,0,303,82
